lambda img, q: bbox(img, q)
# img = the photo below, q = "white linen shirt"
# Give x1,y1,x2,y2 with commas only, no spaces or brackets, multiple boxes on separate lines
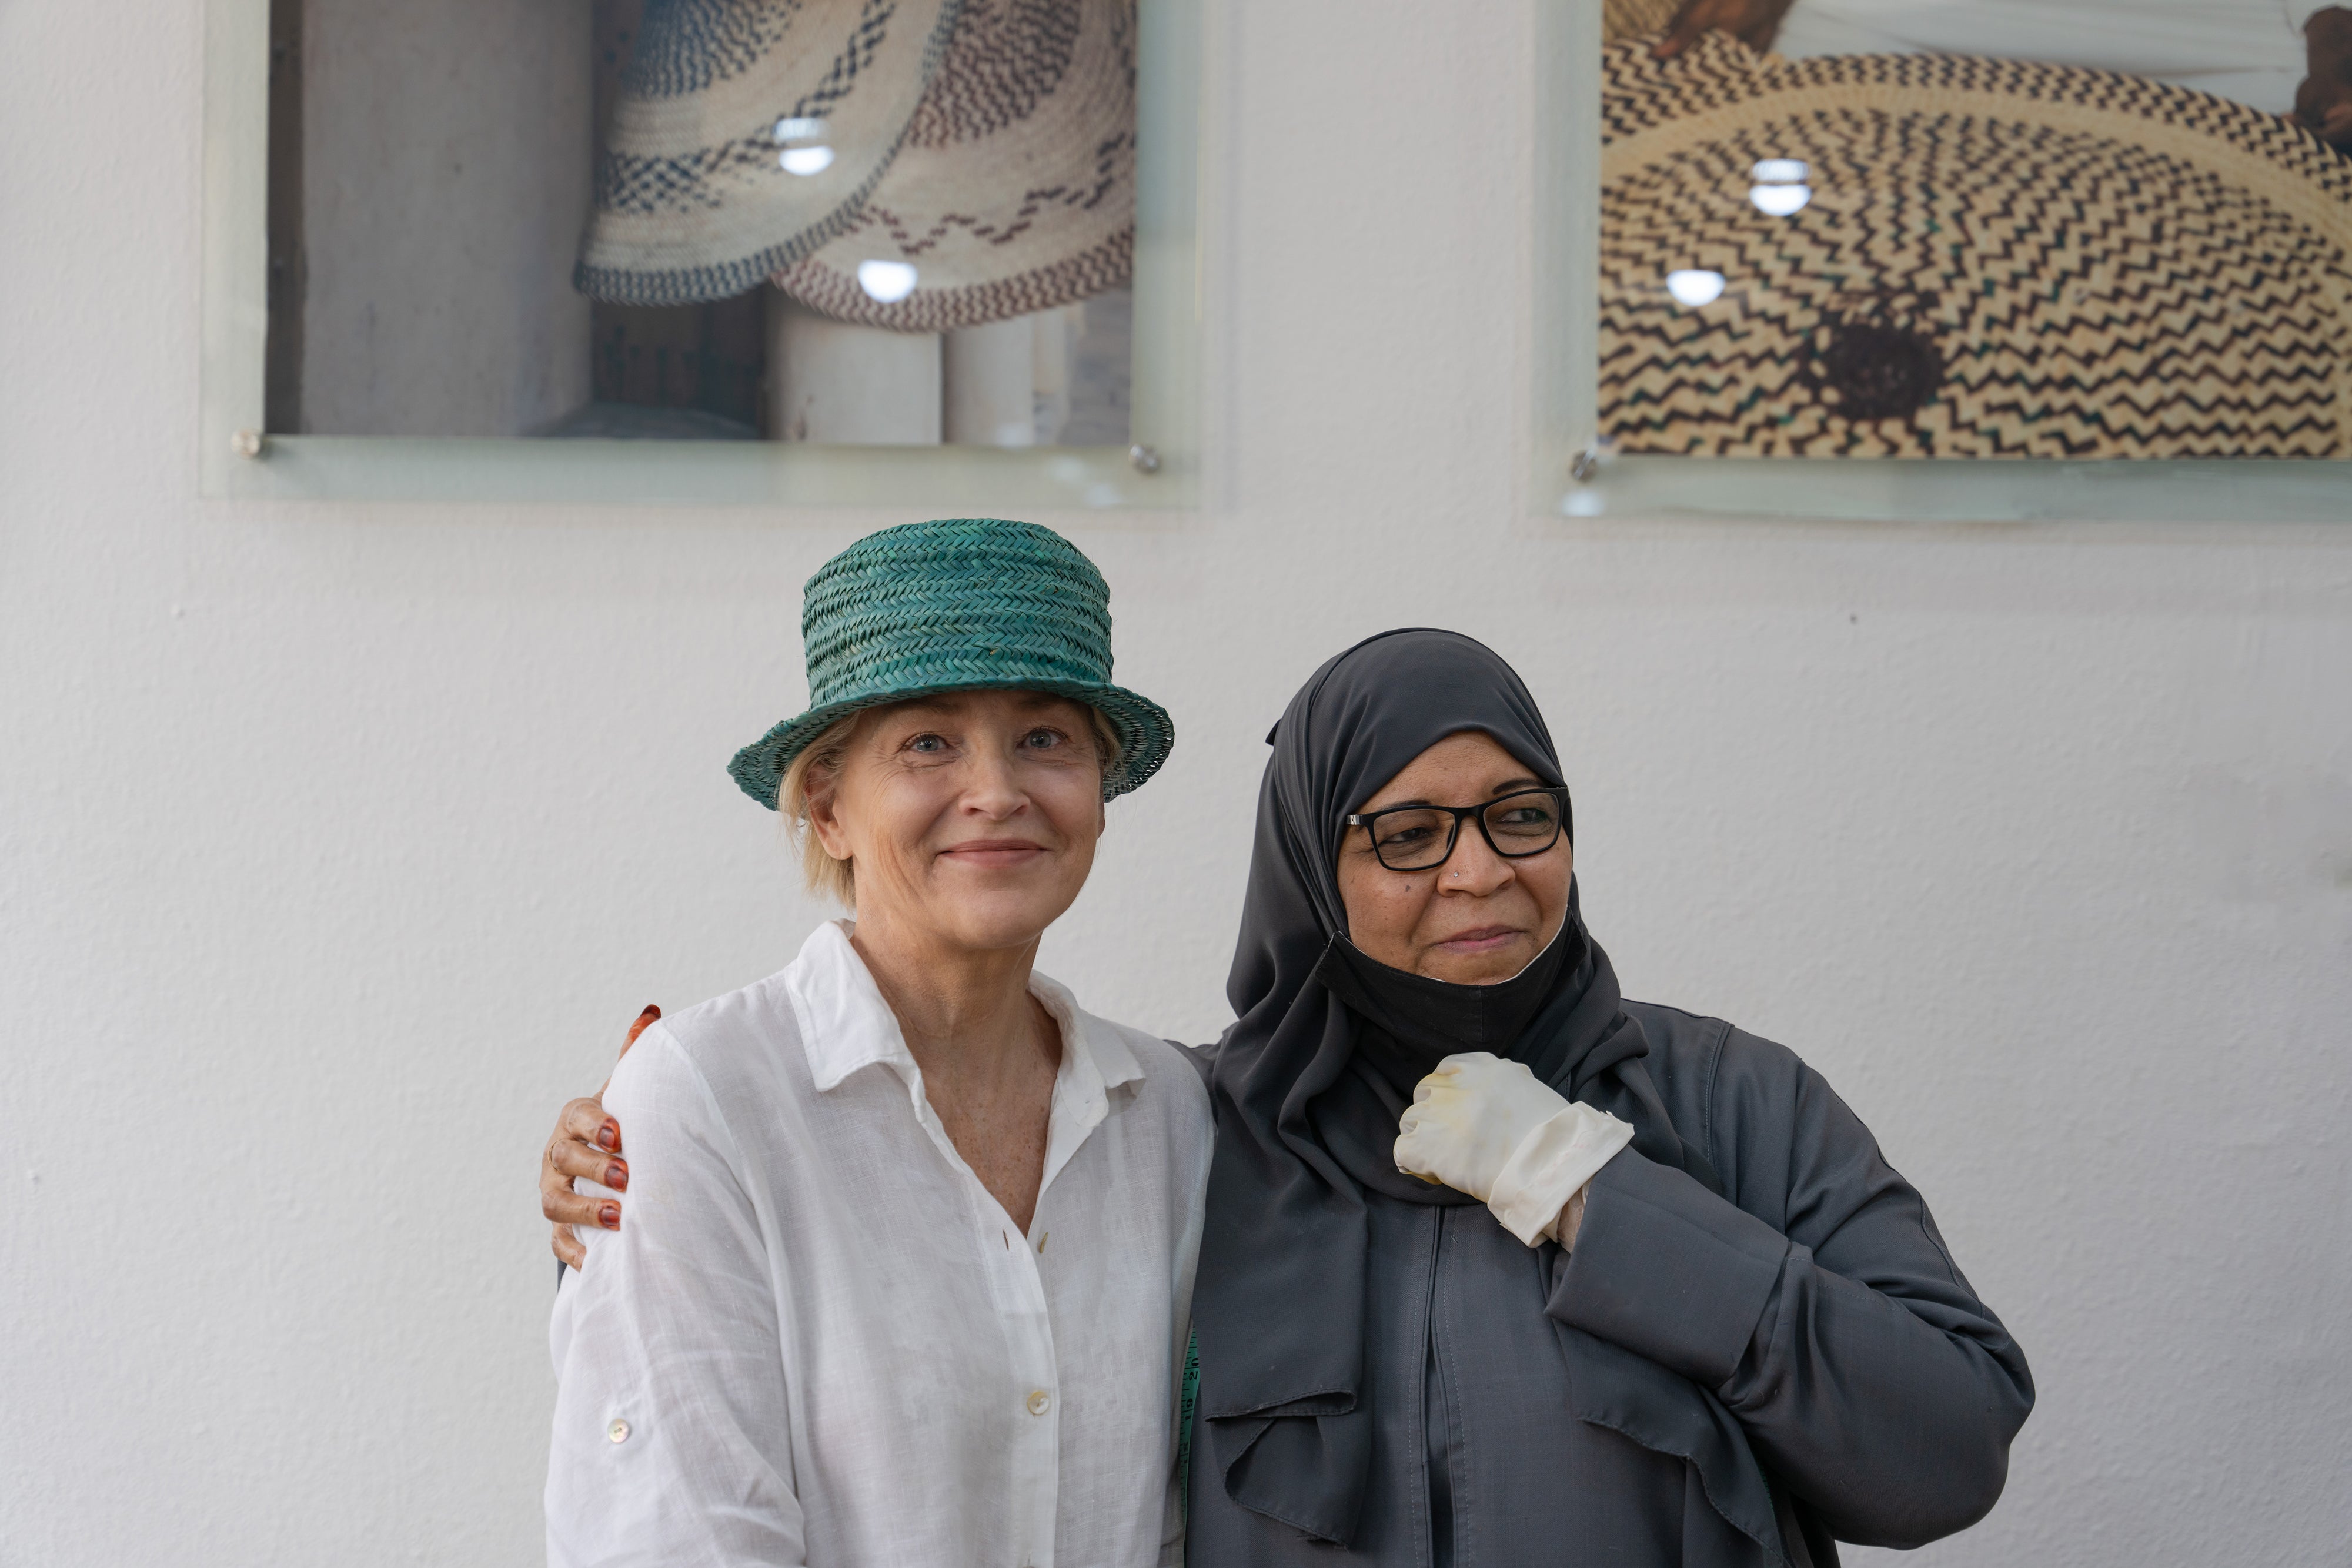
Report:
545,922,1212,1568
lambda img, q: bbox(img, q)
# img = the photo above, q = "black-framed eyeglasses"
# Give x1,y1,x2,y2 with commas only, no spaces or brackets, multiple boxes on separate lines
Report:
1342,787,1573,873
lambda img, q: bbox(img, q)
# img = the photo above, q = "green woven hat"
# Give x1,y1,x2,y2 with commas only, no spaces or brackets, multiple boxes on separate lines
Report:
729,518,1174,808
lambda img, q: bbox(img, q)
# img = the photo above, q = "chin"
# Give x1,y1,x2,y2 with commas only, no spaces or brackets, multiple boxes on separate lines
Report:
934,884,1085,954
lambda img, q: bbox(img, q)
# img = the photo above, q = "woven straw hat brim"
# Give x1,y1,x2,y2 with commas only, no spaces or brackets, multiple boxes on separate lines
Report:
576,0,962,306
1602,33,2352,457
770,0,1136,330
728,676,1174,808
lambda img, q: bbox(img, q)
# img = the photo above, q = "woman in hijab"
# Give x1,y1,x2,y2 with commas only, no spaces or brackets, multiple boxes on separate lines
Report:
543,627,2032,1567
1184,628,2032,1566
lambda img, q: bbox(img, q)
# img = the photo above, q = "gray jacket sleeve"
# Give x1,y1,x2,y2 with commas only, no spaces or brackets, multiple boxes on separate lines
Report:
1548,1028,2033,1549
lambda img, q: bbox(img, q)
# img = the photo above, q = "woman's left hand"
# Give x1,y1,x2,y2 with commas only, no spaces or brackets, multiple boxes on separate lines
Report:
1396,1053,1636,1246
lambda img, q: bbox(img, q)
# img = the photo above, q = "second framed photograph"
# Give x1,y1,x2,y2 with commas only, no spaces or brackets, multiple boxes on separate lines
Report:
1538,0,2352,520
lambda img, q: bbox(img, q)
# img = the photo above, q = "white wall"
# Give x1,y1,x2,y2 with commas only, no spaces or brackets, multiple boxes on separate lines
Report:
3,3,2349,1566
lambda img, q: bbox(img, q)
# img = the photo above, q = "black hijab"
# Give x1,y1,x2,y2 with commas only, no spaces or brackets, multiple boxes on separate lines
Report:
1191,629,1722,1547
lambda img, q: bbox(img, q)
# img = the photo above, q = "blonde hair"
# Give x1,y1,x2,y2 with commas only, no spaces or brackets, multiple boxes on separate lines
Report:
780,699,1126,908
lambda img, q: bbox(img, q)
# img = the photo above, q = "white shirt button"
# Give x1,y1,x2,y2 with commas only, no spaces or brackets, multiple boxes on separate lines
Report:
607,1418,631,1443
1025,1389,1051,1417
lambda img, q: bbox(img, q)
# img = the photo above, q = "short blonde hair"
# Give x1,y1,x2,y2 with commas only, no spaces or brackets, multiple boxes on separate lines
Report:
780,699,1126,908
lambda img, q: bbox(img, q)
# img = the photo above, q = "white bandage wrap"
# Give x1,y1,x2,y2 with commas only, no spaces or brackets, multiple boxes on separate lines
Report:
1486,1102,1636,1246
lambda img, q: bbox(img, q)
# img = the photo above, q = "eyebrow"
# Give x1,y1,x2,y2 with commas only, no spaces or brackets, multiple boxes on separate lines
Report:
1367,777,1546,810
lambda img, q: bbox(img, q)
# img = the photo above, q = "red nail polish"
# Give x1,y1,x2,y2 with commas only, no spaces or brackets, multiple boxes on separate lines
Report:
607,1163,629,1191
597,1122,620,1151
600,1203,621,1229
639,1004,660,1020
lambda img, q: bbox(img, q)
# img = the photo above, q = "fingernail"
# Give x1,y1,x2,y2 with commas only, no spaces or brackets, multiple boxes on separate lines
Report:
597,1122,620,1151
600,1203,621,1229
638,1004,660,1020
606,1162,629,1191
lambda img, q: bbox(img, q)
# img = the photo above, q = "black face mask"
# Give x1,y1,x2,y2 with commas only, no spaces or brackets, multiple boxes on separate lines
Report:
1312,918,1577,1098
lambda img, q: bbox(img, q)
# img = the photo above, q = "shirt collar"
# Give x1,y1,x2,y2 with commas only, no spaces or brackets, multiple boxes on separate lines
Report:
788,920,1141,1098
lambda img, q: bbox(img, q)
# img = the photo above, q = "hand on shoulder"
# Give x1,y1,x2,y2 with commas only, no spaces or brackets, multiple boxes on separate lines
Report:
541,1005,659,1269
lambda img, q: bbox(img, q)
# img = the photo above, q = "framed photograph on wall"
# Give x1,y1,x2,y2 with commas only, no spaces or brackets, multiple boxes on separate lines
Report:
202,0,1206,508
1535,0,2352,520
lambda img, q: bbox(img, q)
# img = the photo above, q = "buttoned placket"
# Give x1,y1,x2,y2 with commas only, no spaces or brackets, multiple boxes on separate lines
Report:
888,998,1112,1568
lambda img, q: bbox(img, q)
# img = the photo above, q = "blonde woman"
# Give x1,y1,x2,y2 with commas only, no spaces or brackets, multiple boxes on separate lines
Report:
543,519,1208,1567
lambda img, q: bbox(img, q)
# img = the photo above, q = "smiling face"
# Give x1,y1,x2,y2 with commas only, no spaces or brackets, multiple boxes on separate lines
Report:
806,690,1108,957
1334,730,1573,984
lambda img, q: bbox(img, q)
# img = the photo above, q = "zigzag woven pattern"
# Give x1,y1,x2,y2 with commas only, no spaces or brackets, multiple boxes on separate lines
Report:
596,0,904,220
576,0,960,306
1601,33,2352,456
773,0,1137,330
623,0,807,98
775,206,1132,330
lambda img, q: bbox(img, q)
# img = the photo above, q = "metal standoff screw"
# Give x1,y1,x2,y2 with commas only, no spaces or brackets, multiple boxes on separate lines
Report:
1128,443,1162,475
230,429,266,459
1569,449,1599,482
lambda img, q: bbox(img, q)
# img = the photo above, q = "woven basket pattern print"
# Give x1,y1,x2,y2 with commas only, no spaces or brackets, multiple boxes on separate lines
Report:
1601,33,2352,456
773,0,1137,330
577,0,961,306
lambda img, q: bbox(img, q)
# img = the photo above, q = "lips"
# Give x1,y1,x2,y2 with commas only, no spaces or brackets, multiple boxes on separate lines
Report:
938,839,1050,867
1436,925,1522,952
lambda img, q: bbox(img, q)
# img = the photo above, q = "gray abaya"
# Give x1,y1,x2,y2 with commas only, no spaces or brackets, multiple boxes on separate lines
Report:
1188,999,2030,1566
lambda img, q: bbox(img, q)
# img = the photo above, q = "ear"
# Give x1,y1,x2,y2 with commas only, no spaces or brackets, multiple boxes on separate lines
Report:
805,774,855,864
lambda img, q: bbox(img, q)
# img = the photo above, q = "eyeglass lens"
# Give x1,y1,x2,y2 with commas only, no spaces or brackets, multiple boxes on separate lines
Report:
1367,790,1565,871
